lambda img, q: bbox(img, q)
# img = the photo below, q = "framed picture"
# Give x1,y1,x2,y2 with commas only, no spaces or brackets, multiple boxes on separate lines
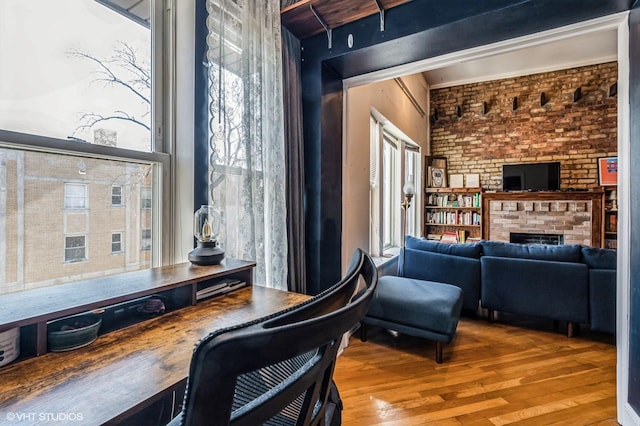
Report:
425,156,447,188
598,157,618,186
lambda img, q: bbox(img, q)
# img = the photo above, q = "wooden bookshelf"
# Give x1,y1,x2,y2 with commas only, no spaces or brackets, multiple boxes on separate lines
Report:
424,187,483,243
603,186,618,249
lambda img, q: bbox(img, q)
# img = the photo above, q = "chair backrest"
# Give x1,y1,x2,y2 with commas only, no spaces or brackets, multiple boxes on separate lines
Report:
173,248,378,426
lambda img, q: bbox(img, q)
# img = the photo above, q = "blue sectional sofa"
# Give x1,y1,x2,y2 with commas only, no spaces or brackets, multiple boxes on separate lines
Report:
362,236,617,357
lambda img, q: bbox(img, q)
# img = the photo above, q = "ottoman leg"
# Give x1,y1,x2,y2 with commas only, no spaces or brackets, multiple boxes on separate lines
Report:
436,341,443,364
360,322,367,342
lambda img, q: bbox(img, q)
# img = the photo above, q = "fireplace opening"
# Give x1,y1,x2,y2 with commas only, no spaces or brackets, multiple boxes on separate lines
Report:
510,232,564,245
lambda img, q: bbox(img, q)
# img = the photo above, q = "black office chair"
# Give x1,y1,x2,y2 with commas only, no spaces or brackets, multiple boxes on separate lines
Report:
168,248,378,426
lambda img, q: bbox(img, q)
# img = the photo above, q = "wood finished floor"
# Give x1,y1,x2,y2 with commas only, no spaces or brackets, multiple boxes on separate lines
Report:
333,315,617,425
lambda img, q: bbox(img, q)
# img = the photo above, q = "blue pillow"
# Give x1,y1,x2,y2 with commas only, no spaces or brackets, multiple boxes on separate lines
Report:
405,236,482,259
581,247,617,269
480,240,582,263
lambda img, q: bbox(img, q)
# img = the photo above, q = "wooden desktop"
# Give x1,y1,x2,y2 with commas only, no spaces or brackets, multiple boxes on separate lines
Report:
0,263,308,425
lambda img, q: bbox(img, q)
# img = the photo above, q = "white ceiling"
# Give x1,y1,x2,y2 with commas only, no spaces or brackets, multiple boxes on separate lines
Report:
423,29,618,89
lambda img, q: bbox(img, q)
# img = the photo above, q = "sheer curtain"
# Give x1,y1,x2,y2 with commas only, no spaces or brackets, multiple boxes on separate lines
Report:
205,0,287,289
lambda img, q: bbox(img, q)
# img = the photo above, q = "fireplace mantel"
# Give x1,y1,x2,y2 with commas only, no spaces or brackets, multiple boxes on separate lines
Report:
482,190,603,247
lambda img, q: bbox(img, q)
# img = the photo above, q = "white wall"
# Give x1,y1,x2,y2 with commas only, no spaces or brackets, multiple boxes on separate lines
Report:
173,0,196,264
342,74,430,272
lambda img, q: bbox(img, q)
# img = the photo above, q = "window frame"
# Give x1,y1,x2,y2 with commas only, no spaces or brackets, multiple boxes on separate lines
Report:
0,0,173,270
64,235,87,263
111,186,123,207
64,183,88,210
370,115,421,256
111,232,123,254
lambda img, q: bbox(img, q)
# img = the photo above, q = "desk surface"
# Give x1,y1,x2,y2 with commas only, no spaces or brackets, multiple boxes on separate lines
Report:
0,286,309,425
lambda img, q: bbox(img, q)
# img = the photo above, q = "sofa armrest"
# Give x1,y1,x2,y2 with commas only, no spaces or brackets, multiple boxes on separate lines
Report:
481,256,589,323
589,269,616,333
402,248,481,311
376,255,399,278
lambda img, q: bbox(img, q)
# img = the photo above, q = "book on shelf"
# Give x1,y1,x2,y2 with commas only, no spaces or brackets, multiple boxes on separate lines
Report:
440,231,459,244
427,233,442,241
196,278,246,301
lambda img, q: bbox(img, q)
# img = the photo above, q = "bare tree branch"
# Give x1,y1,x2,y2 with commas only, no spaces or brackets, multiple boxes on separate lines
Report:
69,42,151,137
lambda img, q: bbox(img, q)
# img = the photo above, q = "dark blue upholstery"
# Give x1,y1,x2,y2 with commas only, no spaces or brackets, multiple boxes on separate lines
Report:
366,276,463,343
400,248,480,311
481,240,582,262
481,256,589,323
588,269,617,334
406,236,482,258
582,246,617,334
582,246,617,269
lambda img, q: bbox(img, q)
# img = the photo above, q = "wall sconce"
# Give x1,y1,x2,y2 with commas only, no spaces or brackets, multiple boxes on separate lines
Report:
401,179,415,248
188,205,225,265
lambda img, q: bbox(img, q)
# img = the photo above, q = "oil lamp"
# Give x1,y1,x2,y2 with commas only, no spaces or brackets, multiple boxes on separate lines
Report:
188,205,225,265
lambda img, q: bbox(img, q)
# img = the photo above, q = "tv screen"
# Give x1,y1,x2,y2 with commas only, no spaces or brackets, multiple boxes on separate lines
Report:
502,162,560,191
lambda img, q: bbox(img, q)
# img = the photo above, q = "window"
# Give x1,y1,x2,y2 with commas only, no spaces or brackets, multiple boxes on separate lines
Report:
65,236,87,262
141,187,152,209
111,233,123,254
0,0,167,296
111,186,123,206
65,184,87,209
370,114,421,256
142,229,152,251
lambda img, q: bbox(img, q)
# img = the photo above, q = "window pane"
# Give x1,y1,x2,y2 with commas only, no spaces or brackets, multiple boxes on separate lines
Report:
65,184,87,209
65,236,86,262
112,186,123,206
0,147,154,295
0,0,152,152
141,187,152,209
383,140,398,248
142,229,152,251
111,233,123,253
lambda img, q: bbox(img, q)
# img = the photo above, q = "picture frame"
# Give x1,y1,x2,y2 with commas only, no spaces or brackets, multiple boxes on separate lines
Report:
597,156,618,186
425,156,448,188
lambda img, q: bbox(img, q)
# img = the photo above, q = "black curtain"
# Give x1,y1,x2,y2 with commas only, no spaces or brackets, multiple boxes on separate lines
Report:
281,12,307,294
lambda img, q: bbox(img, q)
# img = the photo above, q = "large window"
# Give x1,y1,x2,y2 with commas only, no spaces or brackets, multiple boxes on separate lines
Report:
0,0,167,296
65,236,87,263
65,184,88,209
370,114,421,256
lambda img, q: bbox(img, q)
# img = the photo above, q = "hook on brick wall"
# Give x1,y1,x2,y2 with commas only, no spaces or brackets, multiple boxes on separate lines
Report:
456,105,462,118
482,102,489,115
431,108,439,124
573,87,582,103
609,82,617,97
540,92,548,106
512,96,518,111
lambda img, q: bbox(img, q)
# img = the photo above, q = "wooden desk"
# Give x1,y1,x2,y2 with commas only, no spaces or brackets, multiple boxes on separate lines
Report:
0,286,309,425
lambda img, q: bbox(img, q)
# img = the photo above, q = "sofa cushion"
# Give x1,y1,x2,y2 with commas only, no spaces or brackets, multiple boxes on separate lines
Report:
480,240,582,263
405,236,482,259
581,246,617,270
366,276,463,340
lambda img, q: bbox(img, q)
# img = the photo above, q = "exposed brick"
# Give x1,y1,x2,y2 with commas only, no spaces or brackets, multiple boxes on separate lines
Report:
430,63,618,190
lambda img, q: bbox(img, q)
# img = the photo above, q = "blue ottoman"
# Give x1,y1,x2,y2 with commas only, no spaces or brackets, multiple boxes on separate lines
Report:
361,276,463,363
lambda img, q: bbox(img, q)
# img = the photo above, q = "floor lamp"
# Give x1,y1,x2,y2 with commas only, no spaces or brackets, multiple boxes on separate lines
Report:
401,180,415,249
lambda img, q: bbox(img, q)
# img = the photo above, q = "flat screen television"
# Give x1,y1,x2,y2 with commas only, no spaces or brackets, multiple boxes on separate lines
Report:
502,162,560,191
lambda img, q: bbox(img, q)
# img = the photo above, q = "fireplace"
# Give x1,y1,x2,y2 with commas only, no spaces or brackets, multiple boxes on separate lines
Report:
510,232,564,245
482,191,602,247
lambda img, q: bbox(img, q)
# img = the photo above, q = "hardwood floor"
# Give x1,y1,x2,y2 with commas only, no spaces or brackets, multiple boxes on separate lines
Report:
334,315,617,425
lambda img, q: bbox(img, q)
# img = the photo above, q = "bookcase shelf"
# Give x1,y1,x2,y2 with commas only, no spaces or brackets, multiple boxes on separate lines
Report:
603,186,617,249
424,187,483,243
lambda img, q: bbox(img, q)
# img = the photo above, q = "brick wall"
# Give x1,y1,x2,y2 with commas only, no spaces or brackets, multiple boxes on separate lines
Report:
429,62,618,190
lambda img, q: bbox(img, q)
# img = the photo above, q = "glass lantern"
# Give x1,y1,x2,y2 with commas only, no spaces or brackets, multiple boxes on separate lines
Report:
188,205,225,265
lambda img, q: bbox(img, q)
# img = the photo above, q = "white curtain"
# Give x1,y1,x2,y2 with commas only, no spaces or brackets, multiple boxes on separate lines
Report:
206,0,287,289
